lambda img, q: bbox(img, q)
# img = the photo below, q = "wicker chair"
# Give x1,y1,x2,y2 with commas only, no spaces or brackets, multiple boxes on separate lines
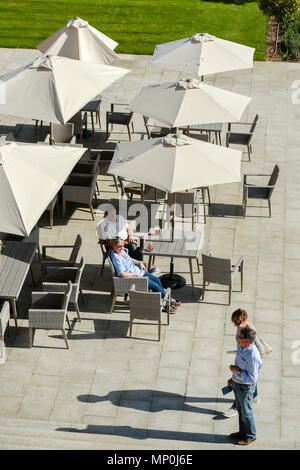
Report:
68,111,88,143
243,164,279,218
226,114,259,162
44,123,76,144
143,116,171,138
108,254,148,314
186,132,209,143
166,191,200,231
0,301,10,364
106,103,134,141
118,177,148,204
42,257,85,322
129,285,171,341
41,234,82,277
45,194,58,228
71,154,100,195
28,281,72,349
62,173,99,220
98,239,110,277
201,252,245,305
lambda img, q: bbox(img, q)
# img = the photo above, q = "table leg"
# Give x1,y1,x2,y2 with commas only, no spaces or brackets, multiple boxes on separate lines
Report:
91,112,95,141
188,258,195,296
11,299,18,328
201,187,206,224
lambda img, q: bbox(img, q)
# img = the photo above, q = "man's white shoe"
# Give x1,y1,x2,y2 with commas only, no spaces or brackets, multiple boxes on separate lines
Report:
223,407,238,418
253,396,260,404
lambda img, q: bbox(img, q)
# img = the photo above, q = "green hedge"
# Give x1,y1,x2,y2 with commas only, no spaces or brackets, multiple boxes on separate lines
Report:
281,14,300,59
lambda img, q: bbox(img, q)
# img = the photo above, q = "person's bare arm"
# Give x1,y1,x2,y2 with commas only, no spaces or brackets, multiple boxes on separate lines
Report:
120,272,141,278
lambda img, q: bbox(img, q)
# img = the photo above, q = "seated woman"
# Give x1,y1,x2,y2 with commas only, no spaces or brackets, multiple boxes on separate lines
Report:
96,203,143,261
109,238,181,312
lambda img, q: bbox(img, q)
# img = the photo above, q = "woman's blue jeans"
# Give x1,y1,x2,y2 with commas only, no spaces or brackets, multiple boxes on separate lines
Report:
232,381,256,441
143,272,166,297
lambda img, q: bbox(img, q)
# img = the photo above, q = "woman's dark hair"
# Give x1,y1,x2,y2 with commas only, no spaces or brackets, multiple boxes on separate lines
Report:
231,308,248,326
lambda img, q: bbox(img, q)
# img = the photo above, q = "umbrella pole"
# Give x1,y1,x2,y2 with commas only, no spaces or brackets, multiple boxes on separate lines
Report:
49,123,55,145
160,192,186,290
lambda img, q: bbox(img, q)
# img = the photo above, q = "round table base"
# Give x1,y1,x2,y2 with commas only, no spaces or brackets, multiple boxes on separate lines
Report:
160,273,186,290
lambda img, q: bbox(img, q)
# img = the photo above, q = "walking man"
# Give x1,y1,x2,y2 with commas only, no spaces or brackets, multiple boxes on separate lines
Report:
227,327,262,446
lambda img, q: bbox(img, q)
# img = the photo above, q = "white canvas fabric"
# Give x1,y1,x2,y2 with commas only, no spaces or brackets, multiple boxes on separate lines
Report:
37,17,119,65
150,33,255,77
108,135,241,193
0,55,129,125
129,80,251,127
0,141,86,236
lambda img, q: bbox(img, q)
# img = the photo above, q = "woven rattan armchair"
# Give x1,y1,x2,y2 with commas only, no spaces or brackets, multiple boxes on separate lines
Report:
71,153,100,195
106,103,134,141
129,285,171,341
28,281,72,349
0,301,10,364
226,114,258,162
201,252,245,305
243,164,279,218
68,111,88,143
44,123,76,144
108,254,148,314
143,116,171,138
41,234,82,277
62,173,99,220
118,177,148,204
42,257,85,322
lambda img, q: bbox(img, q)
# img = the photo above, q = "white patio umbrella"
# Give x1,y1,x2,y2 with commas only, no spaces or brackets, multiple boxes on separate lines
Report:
150,33,255,77
0,141,87,237
108,133,242,288
0,54,129,143
129,79,251,127
37,17,119,65
108,133,242,194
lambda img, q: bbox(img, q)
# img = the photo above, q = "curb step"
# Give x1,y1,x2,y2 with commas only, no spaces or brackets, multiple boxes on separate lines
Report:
0,418,297,450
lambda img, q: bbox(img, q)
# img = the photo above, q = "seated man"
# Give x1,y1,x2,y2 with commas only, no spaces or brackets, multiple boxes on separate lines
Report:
109,238,181,312
96,204,143,261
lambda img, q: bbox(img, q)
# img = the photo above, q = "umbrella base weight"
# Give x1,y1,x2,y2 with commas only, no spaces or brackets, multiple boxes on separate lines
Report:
160,273,186,290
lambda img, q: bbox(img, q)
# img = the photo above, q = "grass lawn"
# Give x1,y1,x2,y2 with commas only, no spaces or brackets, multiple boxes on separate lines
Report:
0,1,268,60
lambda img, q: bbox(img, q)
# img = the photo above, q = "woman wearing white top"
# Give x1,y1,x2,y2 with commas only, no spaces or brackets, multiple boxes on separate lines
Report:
223,308,264,418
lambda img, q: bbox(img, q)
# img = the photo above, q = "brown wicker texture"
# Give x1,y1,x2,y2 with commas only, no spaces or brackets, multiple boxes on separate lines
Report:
201,252,245,305
28,281,72,349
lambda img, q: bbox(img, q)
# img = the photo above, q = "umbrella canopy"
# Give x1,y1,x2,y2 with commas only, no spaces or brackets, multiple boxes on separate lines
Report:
150,33,255,77
129,79,251,127
37,17,119,65
0,141,86,237
108,133,242,194
0,54,129,125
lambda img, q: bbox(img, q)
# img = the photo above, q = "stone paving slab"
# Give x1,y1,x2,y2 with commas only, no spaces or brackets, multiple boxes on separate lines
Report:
0,47,300,449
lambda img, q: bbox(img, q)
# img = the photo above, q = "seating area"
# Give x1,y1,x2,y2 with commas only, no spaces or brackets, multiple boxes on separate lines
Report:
0,47,297,451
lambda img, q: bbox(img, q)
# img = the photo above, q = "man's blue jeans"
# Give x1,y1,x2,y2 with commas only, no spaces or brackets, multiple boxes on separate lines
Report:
232,381,256,441
143,272,166,297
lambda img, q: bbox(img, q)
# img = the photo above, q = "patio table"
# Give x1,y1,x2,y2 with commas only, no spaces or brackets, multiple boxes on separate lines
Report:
189,122,223,145
142,228,204,295
0,241,37,328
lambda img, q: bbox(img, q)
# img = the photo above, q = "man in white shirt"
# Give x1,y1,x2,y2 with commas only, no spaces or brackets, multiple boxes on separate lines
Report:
96,205,143,261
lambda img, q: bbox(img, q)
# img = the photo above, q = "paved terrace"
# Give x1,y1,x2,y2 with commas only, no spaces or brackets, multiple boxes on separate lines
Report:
0,48,299,450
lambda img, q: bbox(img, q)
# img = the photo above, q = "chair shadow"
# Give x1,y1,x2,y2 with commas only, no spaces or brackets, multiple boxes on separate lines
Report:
208,203,244,218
